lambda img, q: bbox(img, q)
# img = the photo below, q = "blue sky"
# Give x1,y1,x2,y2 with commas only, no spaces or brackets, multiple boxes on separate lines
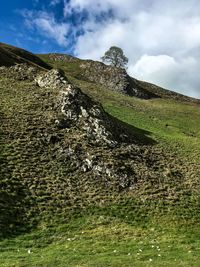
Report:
1,0,74,54
0,0,111,54
1,0,200,98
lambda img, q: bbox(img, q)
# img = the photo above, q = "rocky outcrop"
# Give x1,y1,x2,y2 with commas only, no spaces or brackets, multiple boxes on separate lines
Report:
32,68,140,190
35,68,134,147
80,61,157,99
35,69,68,88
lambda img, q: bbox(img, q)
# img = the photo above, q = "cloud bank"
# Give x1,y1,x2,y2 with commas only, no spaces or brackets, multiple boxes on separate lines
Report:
23,0,200,98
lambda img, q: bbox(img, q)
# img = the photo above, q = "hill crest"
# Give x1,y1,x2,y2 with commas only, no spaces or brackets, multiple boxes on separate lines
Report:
39,52,200,103
0,42,50,70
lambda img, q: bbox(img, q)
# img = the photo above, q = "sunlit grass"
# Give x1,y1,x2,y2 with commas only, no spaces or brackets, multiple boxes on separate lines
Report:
1,213,200,267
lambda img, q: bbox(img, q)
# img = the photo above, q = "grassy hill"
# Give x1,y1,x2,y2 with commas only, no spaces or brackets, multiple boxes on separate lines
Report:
0,42,50,69
0,44,200,266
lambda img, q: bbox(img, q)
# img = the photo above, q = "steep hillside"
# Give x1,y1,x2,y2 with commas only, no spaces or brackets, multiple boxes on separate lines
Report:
0,46,200,267
0,42,51,69
1,63,194,236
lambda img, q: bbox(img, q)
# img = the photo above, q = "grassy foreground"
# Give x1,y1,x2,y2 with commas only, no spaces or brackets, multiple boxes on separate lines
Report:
1,194,200,266
1,213,200,267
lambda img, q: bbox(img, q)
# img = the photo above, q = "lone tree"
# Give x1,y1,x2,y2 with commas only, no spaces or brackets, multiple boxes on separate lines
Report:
101,46,128,69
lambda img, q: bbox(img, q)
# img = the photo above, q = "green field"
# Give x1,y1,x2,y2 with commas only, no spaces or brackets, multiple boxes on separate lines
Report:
1,214,200,267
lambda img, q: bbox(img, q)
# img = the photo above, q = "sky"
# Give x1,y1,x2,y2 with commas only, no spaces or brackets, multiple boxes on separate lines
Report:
1,0,200,98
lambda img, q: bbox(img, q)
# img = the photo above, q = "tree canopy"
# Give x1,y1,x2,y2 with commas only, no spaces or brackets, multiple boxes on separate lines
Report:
101,46,128,69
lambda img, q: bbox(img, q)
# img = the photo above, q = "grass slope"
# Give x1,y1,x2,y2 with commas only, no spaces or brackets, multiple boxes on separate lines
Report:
0,52,200,266
0,42,50,69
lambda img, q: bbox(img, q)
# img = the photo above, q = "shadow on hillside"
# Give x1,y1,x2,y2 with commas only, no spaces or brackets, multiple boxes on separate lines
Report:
0,133,35,239
0,168,33,239
110,114,157,145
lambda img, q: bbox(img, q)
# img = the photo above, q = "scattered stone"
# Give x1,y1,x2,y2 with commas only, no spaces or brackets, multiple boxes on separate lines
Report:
0,63,39,80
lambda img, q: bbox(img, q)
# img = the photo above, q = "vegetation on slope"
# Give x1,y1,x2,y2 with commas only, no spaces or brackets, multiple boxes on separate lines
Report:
0,42,51,69
0,47,199,266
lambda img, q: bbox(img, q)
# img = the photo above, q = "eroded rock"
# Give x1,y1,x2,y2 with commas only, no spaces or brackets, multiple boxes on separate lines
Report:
80,61,157,99
35,69,69,88
36,68,133,147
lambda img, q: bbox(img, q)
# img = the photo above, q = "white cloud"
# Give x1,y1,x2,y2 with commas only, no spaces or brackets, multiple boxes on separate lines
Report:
21,0,200,98
129,54,200,97
130,54,178,82
63,0,200,98
23,11,69,46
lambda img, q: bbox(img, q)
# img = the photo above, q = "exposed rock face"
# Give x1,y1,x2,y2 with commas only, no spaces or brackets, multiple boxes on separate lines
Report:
35,68,133,147
35,69,69,88
34,68,182,199
33,68,141,190
59,85,119,147
80,61,157,99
